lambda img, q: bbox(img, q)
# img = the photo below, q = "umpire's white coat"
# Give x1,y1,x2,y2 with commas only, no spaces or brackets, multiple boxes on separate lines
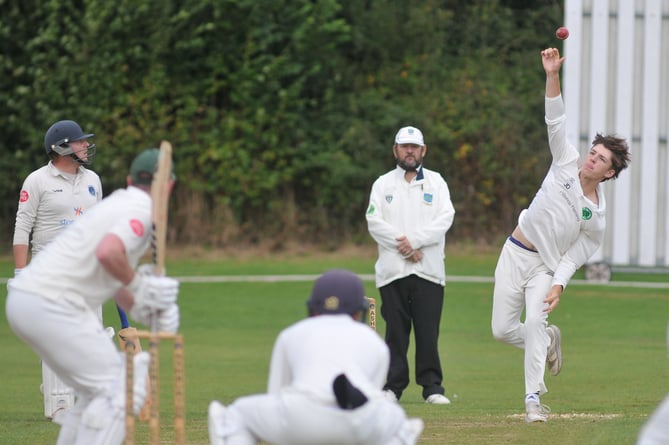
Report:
366,165,455,288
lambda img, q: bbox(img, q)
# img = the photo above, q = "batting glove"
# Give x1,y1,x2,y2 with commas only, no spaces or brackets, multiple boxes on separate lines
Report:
129,304,153,327
136,263,166,277
158,304,180,333
127,274,179,312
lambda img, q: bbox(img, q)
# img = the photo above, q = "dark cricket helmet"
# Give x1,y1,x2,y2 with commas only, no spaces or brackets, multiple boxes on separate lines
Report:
44,120,96,163
307,269,369,319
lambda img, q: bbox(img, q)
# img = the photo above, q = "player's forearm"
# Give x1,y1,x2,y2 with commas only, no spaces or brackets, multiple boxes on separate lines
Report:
545,72,561,98
367,219,403,250
96,234,135,286
13,244,29,269
114,288,134,313
412,213,454,248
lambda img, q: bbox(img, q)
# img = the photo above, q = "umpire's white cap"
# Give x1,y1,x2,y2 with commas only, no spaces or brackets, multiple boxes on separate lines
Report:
395,126,424,146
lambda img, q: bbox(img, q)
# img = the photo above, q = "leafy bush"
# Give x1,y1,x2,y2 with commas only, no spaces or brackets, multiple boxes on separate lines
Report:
0,0,563,248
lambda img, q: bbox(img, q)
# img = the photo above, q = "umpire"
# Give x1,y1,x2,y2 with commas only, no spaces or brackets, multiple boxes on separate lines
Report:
365,126,456,404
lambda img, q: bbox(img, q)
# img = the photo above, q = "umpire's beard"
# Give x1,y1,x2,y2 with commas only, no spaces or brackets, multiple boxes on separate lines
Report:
397,157,423,172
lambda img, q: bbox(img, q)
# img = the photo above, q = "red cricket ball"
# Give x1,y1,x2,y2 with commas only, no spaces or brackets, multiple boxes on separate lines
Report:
556,26,569,40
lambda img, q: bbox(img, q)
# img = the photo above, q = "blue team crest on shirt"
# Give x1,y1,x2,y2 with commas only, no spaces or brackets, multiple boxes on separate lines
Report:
385,195,393,203
88,186,96,196
423,193,433,205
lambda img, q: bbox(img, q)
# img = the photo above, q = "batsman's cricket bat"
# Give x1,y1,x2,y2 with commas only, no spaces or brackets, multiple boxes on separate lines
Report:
151,140,172,276
148,140,173,444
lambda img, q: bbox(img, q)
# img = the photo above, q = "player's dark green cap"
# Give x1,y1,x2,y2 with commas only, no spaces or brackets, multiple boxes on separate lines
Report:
130,148,175,185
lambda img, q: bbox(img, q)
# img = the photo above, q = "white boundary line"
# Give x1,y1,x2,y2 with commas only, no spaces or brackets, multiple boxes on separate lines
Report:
1,275,666,288
165,275,669,288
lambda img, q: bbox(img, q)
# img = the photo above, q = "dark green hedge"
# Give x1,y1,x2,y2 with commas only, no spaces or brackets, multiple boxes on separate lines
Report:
0,0,564,249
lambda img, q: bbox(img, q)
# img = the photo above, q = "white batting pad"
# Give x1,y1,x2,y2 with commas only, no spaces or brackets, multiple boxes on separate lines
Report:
42,361,75,418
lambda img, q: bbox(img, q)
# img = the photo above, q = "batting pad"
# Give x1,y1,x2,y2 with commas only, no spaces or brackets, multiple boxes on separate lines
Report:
42,361,75,419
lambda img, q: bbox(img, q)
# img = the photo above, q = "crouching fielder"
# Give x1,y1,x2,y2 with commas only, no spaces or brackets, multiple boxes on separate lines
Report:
208,269,424,445
5,148,179,445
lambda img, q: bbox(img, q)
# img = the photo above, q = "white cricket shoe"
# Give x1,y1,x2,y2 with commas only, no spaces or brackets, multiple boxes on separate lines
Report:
383,389,398,402
546,325,563,376
208,401,227,445
525,401,550,423
425,394,451,405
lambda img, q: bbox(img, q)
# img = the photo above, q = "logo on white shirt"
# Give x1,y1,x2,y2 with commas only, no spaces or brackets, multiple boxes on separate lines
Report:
582,207,592,220
129,219,145,237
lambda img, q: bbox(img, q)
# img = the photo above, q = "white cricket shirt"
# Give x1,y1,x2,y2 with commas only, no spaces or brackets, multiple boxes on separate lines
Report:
13,161,102,254
267,315,389,404
10,186,152,310
519,94,606,288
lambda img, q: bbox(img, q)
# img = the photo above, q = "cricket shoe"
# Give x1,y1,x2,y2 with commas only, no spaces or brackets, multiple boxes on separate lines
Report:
208,401,227,445
525,401,551,423
546,325,563,376
425,394,451,405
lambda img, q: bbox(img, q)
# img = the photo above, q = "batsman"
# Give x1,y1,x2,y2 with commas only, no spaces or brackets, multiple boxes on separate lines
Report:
6,147,180,445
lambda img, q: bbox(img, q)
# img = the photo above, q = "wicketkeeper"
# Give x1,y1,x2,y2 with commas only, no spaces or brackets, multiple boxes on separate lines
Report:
6,148,180,445
208,269,424,445
13,119,107,421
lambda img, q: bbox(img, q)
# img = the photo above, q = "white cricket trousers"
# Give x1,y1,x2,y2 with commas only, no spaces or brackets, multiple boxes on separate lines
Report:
637,393,669,445
219,389,418,445
6,288,122,444
491,238,552,396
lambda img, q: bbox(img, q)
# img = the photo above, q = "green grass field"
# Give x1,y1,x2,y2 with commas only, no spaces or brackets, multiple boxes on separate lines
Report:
1,246,668,444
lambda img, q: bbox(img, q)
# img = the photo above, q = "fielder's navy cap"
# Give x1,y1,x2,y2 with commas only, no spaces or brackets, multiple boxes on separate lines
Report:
307,269,368,315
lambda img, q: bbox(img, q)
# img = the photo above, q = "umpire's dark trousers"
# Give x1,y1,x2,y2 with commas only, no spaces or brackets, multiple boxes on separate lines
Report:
380,274,445,400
